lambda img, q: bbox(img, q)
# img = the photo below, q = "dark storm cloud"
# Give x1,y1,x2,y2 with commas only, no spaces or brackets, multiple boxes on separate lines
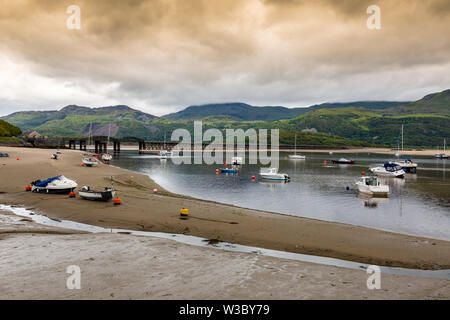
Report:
0,0,449,116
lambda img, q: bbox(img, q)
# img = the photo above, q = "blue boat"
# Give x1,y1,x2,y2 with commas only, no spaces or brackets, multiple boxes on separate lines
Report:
220,168,238,174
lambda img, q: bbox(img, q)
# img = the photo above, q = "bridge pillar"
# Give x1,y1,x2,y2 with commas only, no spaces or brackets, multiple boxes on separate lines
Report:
113,141,121,153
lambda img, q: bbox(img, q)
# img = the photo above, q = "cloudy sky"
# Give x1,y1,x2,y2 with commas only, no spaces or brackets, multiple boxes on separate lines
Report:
0,0,449,116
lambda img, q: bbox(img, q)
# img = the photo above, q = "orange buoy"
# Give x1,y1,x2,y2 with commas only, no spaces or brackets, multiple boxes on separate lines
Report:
25,186,32,191
153,188,157,193
252,176,255,180
69,192,76,198
16,158,19,160
180,208,189,218
81,163,85,166
113,198,121,205
216,169,219,174
361,171,365,176
324,160,327,165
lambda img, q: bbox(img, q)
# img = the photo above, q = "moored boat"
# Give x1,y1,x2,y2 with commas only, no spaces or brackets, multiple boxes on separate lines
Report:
82,157,99,167
78,186,116,201
231,156,244,166
102,153,113,161
435,139,448,159
259,167,290,181
31,175,77,194
393,156,417,173
159,150,172,159
356,175,389,197
220,168,238,174
332,158,354,164
369,162,404,178
288,133,306,160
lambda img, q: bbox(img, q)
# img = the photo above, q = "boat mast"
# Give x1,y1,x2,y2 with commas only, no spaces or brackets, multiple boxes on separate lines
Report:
294,133,297,155
401,124,404,151
88,122,92,148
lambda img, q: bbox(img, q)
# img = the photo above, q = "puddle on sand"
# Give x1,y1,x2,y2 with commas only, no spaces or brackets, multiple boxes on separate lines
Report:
1,204,449,280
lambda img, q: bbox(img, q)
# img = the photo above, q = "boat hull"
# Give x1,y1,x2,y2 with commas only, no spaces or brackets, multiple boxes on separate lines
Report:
289,155,306,160
356,183,389,197
332,160,354,164
32,187,76,194
79,190,115,201
259,174,290,181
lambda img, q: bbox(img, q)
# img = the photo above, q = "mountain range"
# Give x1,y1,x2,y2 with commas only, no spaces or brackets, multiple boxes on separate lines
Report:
1,89,449,147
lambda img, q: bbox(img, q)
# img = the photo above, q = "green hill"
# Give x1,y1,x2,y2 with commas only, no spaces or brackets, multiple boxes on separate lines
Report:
384,89,450,115
274,107,449,147
0,119,22,137
1,89,448,147
163,101,408,121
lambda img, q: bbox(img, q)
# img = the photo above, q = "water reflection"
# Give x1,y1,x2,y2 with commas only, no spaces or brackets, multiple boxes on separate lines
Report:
111,151,450,240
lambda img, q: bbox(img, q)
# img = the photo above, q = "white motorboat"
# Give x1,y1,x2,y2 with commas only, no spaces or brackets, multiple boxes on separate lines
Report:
259,167,290,181
102,153,113,161
31,175,77,194
369,162,405,178
356,176,389,197
82,157,99,167
393,157,417,173
78,186,116,201
159,150,172,159
289,133,306,160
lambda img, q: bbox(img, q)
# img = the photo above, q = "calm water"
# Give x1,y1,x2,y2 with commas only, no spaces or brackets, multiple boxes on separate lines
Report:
110,151,450,240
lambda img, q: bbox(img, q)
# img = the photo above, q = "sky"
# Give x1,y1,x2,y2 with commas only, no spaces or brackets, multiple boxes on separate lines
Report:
0,0,449,116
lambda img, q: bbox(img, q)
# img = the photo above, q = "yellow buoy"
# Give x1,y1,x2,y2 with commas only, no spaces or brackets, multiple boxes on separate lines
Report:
180,208,189,218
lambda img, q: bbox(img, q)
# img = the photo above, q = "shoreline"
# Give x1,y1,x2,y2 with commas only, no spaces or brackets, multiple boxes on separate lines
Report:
0,146,449,270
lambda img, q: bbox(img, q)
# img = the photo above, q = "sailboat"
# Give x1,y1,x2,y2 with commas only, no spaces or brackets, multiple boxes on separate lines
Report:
159,132,172,159
435,139,449,159
394,124,403,157
102,123,113,162
288,133,306,160
392,124,418,173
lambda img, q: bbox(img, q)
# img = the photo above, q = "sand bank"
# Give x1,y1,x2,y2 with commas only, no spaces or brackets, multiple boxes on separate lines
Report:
0,211,448,300
0,146,449,270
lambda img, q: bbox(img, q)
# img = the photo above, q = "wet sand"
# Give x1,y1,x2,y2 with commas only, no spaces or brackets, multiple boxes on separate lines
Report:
0,210,448,300
0,146,449,270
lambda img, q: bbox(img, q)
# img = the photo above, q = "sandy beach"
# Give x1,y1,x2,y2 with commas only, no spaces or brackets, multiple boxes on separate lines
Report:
0,209,448,300
0,146,449,271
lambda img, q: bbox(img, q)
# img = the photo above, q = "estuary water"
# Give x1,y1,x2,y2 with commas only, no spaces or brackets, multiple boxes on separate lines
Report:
111,151,450,240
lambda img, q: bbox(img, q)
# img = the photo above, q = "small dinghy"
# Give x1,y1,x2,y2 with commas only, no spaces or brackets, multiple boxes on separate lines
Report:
82,157,98,167
31,175,77,194
332,158,354,164
259,167,290,181
78,186,116,201
356,175,389,197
